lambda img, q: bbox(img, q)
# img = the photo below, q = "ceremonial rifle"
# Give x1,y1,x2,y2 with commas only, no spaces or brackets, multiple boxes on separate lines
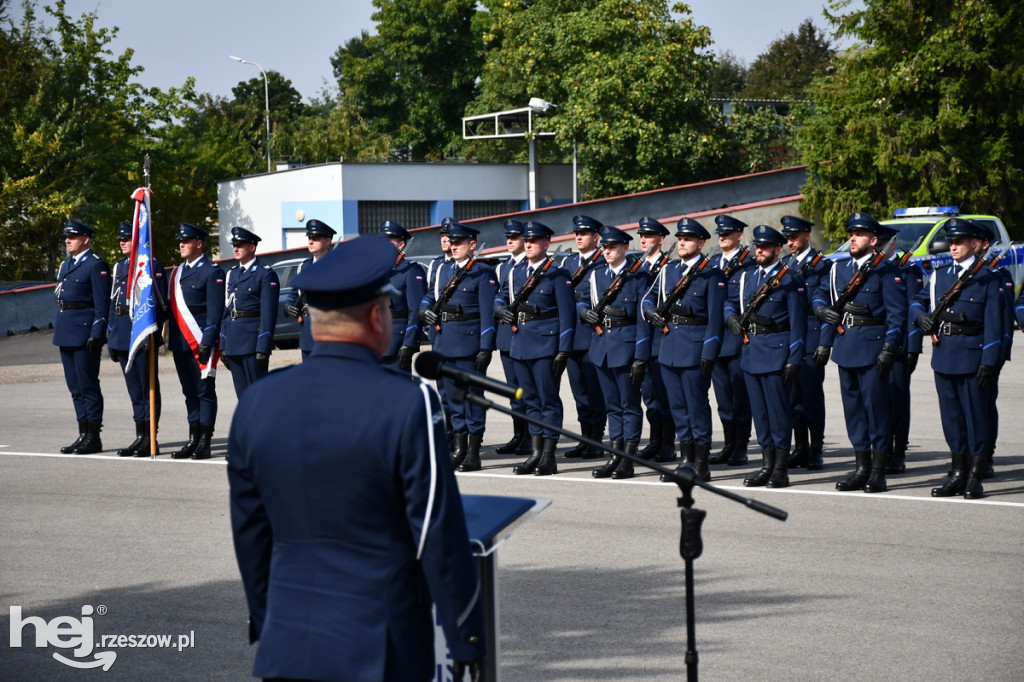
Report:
738,263,791,344
592,243,658,336
922,248,1001,346
507,256,555,333
429,244,486,332
721,245,750,279
569,251,603,287
653,255,709,334
827,248,888,335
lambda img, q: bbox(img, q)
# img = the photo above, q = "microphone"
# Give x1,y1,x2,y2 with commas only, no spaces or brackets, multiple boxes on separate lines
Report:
415,351,524,401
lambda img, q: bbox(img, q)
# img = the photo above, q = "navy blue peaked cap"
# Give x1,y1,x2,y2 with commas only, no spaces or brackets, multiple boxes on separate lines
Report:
306,219,336,238
715,214,747,234
380,220,411,241
231,226,261,245
292,235,400,310
751,225,786,247
63,218,95,237
676,218,710,240
780,215,814,234
176,222,208,241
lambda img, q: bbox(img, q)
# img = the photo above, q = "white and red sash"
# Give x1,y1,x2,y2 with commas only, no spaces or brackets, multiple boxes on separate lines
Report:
170,264,219,378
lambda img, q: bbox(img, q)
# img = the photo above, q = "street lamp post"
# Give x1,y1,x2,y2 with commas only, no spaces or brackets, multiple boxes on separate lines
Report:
230,55,272,173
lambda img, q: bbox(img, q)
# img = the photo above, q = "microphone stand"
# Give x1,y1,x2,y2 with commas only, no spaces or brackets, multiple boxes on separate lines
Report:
448,380,787,682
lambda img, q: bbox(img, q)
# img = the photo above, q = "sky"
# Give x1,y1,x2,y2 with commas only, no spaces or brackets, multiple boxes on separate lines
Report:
10,1,855,103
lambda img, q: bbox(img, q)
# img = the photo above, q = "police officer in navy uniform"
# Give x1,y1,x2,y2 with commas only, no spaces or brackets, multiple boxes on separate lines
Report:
911,218,1002,499
974,223,1011,478
380,220,426,371
707,214,755,466
779,215,832,470
878,224,925,474
562,214,607,460
221,227,280,399
227,235,486,681
419,221,497,471
813,212,907,493
167,222,225,460
636,216,676,462
493,219,531,456
107,221,167,457
54,218,111,454
642,218,726,482
283,218,335,360
496,220,575,476
426,219,456,447
577,226,653,479
725,226,807,488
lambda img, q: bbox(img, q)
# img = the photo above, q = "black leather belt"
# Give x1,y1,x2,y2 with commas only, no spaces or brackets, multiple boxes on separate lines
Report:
670,315,708,326
441,312,480,322
841,313,885,327
57,300,91,311
188,305,207,314
939,321,983,336
391,309,409,317
114,305,130,315
518,310,557,323
230,309,260,319
602,316,636,328
747,320,791,335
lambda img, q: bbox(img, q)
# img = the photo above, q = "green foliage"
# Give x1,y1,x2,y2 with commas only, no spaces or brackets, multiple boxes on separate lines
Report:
330,0,482,160
742,19,834,100
799,0,1024,239
470,0,730,198
724,106,797,174
708,51,748,99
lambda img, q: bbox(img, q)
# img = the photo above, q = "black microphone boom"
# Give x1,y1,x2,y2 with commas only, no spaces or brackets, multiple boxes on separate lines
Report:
414,351,524,401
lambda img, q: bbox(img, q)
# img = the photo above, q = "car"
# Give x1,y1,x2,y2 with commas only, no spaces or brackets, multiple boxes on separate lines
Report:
271,257,306,349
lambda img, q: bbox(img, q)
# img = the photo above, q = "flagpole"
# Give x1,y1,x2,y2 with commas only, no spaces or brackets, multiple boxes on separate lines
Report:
144,154,158,460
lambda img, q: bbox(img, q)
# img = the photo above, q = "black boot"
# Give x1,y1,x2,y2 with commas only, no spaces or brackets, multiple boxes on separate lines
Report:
458,433,484,472
132,421,157,457
963,455,986,499
564,422,590,458
807,425,825,470
611,442,637,479
768,449,789,488
708,420,734,465
593,440,625,478
836,450,871,491
727,424,750,466
744,449,775,487
172,423,200,460
660,442,687,482
495,418,527,455
534,437,558,476
445,414,454,451
638,415,663,460
118,422,146,457
451,433,469,470
62,420,87,454
694,442,712,482
513,434,544,475
932,453,968,497
788,428,809,468
887,438,907,473
654,420,677,462
864,449,889,493
73,421,103,454
191,424,213,460
581,422,606,459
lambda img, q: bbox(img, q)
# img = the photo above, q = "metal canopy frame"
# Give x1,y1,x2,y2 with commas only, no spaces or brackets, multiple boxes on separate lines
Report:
462,106,557,141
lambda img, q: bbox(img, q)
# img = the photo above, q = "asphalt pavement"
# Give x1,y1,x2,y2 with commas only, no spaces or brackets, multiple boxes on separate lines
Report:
1,330,1022,681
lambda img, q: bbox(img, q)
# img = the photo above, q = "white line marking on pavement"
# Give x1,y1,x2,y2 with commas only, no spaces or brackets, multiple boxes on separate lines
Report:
0,451,226,465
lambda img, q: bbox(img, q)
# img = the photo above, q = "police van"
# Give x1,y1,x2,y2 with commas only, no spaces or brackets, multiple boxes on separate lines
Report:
828,206,1024,295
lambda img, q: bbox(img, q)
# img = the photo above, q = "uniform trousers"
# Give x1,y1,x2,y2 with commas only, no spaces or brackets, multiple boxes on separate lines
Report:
984,368,1000,458
226,354,266,399
888,359,911,447
837,364,890,453
712,353,752,432
512,356,563,440
789,355,826,434
172,351,218,425
566,350,605,425
744,369,792,451
499,351,525,416
595,364,643,443
934,371,989,457
60,346,103,422
113,349,161,423
640,357,671,423
659,364,712,444
439,355,486,435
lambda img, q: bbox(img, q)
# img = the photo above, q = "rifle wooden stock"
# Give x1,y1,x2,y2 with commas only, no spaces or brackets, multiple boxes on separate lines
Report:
570,252,603,287
592,245,656,336
431,255,478,332
654,255,709,334
832,249,887,335
738,264,790,344
925,250,999,346
508,256,555,333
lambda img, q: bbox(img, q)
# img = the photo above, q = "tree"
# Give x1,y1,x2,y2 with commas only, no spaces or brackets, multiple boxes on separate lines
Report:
742,19,834,100
709,50,748,99
469,0,730,198
330,0,482,160
797,0,1024,239
0,1,187,279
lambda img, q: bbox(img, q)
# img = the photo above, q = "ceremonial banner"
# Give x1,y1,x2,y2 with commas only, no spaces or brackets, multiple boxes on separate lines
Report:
125,187,159,371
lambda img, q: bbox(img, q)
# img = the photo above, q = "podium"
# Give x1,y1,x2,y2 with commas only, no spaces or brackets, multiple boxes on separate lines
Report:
434,494,550,682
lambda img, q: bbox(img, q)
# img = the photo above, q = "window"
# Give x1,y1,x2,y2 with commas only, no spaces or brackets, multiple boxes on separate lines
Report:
358,202,431,234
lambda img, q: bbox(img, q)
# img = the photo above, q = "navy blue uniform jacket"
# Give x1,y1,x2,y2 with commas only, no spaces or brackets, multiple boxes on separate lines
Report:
727,265,808,373
228,342,486,681
107,257,167,351
420,260,497,358
496,259,575,360
53,250,111,347
641,258,726,368
167,256,225,352
576,264,652,368
220,259,279,355
388,256,427,357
